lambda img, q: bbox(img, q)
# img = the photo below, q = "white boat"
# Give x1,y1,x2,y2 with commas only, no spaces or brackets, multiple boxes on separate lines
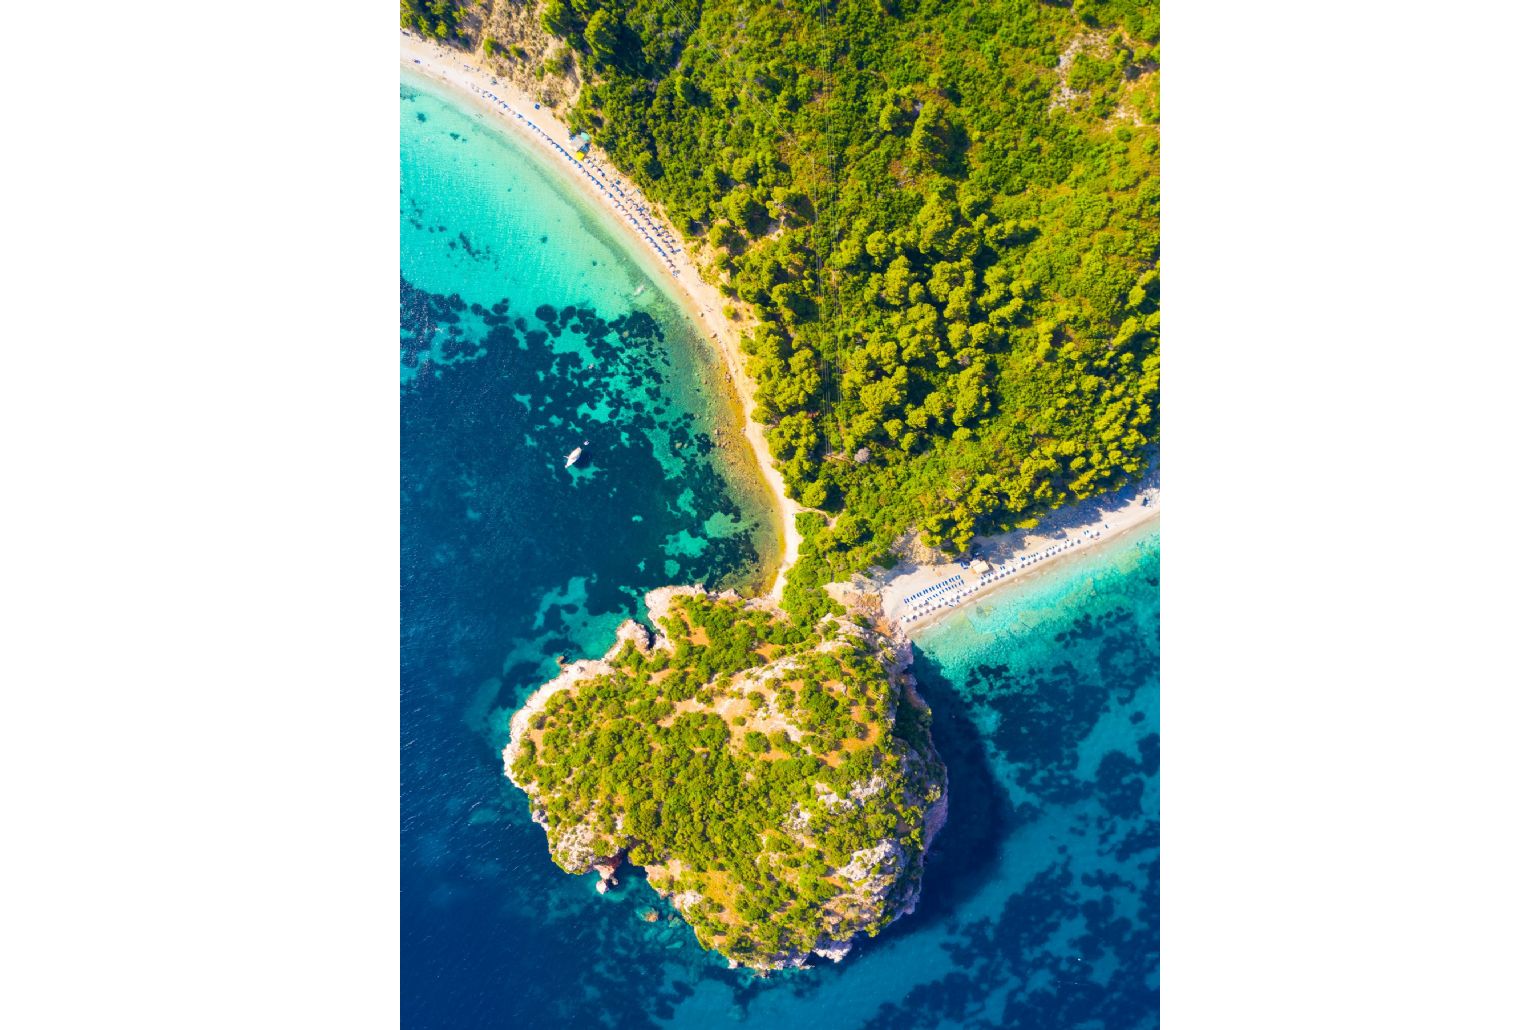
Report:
565,447,583,468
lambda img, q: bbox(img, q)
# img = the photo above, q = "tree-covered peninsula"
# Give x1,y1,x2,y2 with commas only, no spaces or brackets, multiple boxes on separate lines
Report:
503,588,947,970
406,0,1160,970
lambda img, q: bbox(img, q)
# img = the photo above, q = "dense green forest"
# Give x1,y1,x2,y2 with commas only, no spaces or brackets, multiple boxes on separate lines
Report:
401,0,462,39
507,594,945,967
410,0,1159,619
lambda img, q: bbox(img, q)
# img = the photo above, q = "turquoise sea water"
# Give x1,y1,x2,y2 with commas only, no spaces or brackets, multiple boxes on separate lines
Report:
401,69,1158,1029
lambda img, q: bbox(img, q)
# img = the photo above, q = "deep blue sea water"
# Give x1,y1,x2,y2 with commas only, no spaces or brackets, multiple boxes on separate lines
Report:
402,69,1159,1030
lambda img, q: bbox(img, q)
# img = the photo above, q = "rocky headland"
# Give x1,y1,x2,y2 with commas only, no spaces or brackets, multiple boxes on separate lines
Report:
503,586,947,971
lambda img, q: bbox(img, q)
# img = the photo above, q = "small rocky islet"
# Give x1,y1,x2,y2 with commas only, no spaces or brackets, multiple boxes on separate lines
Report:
504,586,947,971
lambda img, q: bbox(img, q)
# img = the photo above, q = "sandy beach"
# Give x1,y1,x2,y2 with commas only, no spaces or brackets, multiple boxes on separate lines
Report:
401,33,804,600
854,468,1161,635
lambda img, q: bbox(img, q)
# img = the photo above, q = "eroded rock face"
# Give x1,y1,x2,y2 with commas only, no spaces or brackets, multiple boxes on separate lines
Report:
503,588,948,971
814,937,855,962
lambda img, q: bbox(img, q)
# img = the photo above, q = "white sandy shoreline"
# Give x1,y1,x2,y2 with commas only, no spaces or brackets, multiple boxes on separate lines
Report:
860,470,1161,635
401,33,803,599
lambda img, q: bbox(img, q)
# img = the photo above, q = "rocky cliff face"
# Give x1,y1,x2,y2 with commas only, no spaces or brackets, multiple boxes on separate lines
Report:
503,586,948,971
